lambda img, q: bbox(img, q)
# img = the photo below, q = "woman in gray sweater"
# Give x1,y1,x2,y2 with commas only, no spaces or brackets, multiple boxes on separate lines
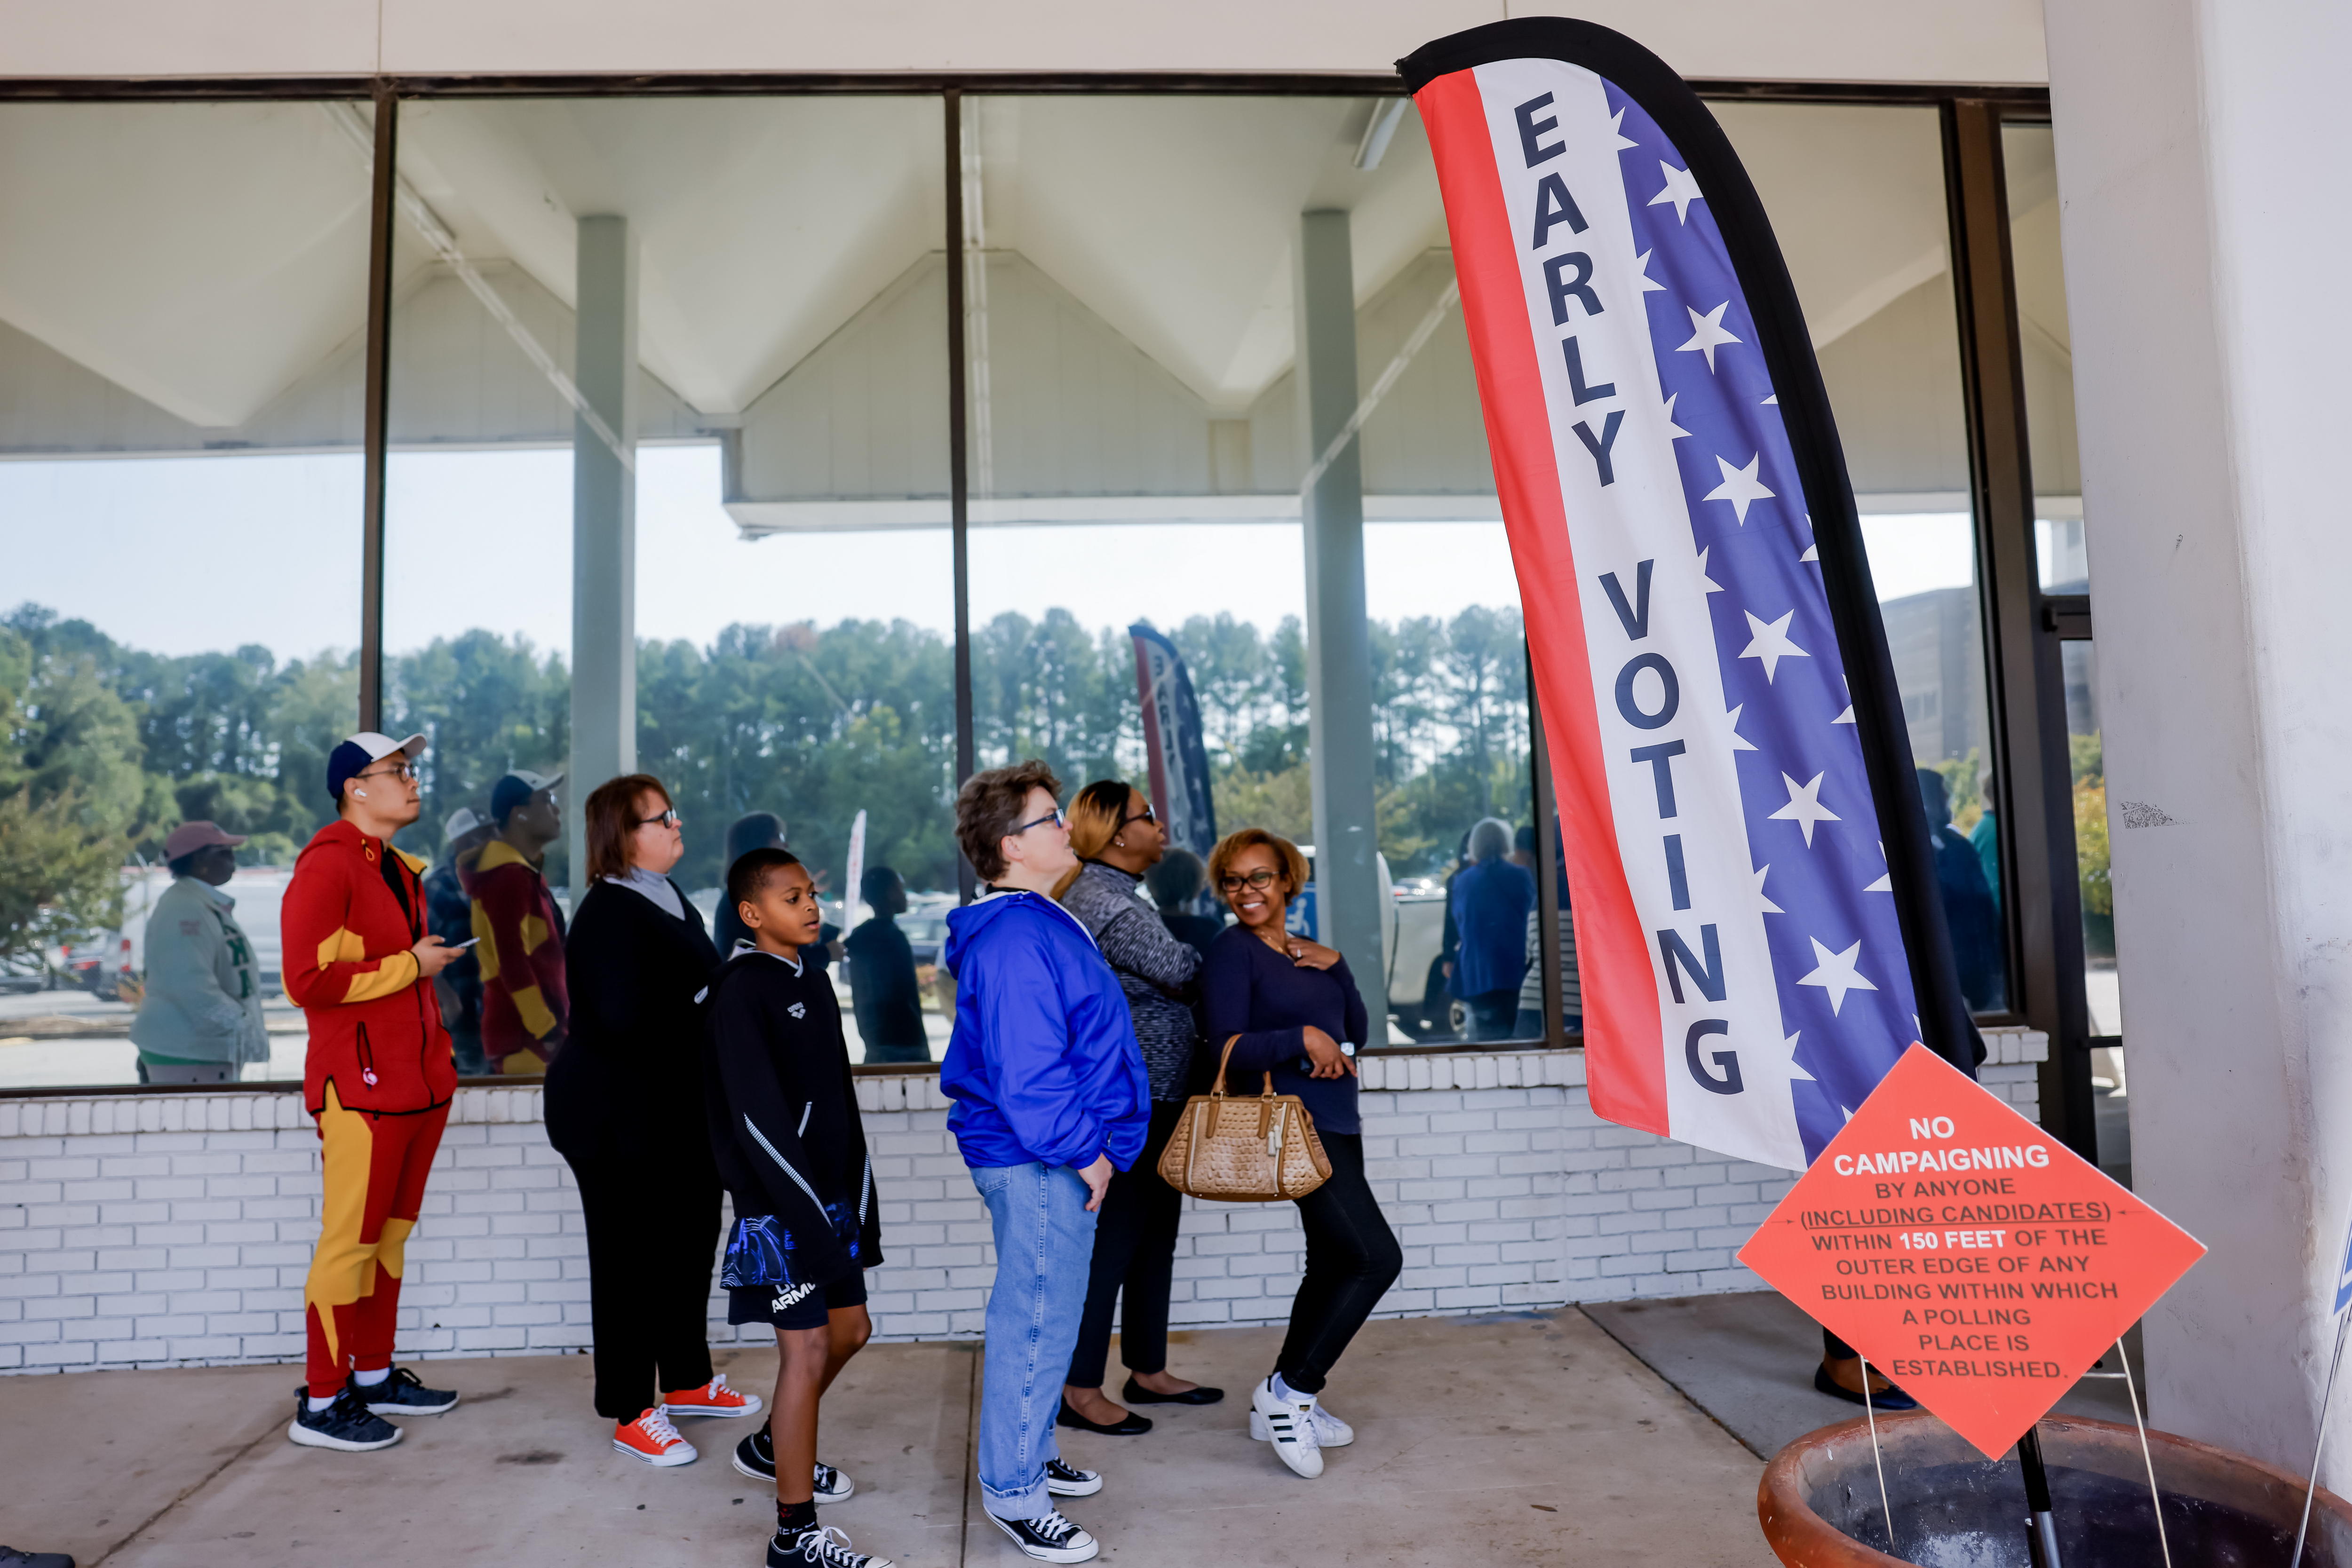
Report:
1052,780,1225,1435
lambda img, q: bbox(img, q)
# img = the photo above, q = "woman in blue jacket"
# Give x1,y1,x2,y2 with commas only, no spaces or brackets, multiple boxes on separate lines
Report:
939,760,1147,1565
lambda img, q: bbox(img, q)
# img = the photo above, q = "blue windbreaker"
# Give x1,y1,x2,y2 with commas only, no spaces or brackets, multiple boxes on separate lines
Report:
939,890,1149,1171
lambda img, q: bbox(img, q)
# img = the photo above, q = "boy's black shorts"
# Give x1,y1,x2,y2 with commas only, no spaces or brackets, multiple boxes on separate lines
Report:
728,1271,869,1333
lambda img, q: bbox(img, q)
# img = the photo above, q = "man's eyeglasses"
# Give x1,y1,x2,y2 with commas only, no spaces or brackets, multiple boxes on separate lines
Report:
1115,803,1158,832
1012,806,1067,836
1218,868,1280,894
632,807,682,829
357,762,417,784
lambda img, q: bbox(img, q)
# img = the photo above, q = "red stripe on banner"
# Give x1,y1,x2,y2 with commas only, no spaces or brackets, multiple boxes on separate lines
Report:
1417,69,1667,1136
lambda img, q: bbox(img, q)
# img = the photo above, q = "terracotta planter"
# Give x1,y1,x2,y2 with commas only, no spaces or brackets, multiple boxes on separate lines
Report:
1760,1411,2352,1567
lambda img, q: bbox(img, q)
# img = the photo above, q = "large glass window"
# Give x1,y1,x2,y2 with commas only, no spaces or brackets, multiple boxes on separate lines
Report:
381,97,954,1069
1720,103,2007,1017
0,100,372,1089
960,95,1536,1049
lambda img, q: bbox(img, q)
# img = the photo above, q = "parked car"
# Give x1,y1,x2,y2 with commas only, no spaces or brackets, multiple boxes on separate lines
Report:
0,954,46,994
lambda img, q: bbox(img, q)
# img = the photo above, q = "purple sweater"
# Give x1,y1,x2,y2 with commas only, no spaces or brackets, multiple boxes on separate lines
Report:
1198,926,1370,1136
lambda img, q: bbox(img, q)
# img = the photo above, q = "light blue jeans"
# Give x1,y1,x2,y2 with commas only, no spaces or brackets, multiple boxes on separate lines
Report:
970,1161,1100,1520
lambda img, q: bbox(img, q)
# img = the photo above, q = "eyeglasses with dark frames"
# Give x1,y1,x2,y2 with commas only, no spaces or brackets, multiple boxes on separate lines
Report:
1115,802,1159,832
1218,867,1281,894
1012,806,1068,836
631,807,682,829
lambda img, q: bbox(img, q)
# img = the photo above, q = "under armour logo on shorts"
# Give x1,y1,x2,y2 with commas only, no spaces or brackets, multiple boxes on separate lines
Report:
771,1282,817,1313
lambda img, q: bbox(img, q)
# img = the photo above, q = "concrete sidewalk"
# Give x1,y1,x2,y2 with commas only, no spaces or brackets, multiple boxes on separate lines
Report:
0,1308,1778,1567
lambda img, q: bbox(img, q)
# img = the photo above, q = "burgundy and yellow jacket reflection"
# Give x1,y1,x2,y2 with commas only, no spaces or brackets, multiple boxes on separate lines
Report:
282,819,456,1116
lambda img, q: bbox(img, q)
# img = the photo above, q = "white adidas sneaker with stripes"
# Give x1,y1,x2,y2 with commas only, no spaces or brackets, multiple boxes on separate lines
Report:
1249,1378,1324,1479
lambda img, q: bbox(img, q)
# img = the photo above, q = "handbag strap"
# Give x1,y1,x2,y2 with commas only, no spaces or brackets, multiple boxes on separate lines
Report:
1213,1034,1280,1100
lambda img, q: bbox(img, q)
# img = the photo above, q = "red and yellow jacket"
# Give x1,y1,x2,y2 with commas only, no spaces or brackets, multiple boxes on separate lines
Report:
464,839,569,1062
283,819,456,1116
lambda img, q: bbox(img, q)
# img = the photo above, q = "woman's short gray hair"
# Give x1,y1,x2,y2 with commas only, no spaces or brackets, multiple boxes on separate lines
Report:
1469,817,1514,864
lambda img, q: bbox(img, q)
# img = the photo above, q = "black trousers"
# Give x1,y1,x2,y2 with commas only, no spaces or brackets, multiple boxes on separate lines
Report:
566,1149,724,1420
1067,1101,1187,1388
1274,1132,1403,1395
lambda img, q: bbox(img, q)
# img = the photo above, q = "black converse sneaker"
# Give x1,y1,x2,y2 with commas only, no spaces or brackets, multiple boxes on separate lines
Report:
1043,1457,1102,1497
287,1382,401,1451
731,1425,854,1501
987,1510,1099,1563
359,1366,459,1416
768,1522,895,1568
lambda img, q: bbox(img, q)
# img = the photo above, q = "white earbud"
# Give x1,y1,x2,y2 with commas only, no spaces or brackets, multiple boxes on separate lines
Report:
354,788,369,799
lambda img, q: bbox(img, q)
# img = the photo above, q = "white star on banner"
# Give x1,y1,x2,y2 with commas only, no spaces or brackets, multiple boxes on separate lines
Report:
1761,393,1779,405
1832,705,1855,724
1797,937,1879,1016
1724,703,1758,752
1650,162,1705,223
1739,610,1811,682
1677,302,1741,372
1800,544,1819,562
1770,771,1839,846
1704,453,1774,523
1632,249,1667,295
1864,870,1893,893
1696,546,1723,594
1609,108,1639,152
1662,392,1691,441
1753,863,1783,915
1786,1034,1814,1081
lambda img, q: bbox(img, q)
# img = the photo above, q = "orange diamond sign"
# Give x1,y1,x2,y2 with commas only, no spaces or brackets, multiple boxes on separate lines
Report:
1739,1044,2204,1458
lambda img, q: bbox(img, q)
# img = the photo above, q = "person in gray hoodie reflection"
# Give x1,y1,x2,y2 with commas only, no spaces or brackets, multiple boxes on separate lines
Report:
132,821,270,1085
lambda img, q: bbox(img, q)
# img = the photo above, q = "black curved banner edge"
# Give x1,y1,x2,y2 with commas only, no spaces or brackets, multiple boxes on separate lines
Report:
1398,16,1983,1080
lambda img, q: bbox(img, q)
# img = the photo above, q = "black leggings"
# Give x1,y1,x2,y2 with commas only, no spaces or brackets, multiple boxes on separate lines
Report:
1068,1101,1186,1388
566,1148,723,1420
1274,1132,1402,1395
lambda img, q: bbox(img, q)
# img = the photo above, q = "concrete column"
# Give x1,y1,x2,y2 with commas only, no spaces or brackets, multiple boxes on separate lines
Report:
1294,209,1384,1014
2044,0,2352,1476
568,214,638,899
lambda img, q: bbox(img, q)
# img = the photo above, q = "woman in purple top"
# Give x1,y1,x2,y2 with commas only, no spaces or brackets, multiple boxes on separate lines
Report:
1199,828,1401,1482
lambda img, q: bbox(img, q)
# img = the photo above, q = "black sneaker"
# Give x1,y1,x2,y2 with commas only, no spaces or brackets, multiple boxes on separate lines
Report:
768,1523,895,1568
359,1366,459,1416
0,1548,76,1568
986,1510,1098,1563
1044,1457,1101,1497
287,1383,401,1452
732,1425,854,1502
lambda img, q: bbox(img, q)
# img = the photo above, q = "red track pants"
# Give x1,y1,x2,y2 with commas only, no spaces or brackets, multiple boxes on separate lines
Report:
304,1083,449,1398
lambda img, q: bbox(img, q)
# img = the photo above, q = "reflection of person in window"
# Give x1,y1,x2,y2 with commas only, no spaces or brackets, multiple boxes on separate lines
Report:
132,821,270,1085
1447,818,1537,1042
469,770,569,1073
1969,767,2001,913
843,865,930,1064
1144,847,1223,960
714,813,837,973
425,807,494,1076
1919,768,2005,1012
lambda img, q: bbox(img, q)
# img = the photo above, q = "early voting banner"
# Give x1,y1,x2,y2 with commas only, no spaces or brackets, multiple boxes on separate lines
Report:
1130,623,1219,872
1399,20,1976,1171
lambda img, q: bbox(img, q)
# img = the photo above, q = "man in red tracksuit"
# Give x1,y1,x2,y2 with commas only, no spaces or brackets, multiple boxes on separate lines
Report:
467,769,569,1073
279,730,466,1452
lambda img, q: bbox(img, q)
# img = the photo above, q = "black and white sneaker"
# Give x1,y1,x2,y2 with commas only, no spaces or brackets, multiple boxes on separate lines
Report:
287,1383,401,1452
1248,1378,1323,1479
1043,1457,1101,1497
359,1366,459,1416
731,1425,854,1501
987,1510,1098,1563
768,1523,894,1568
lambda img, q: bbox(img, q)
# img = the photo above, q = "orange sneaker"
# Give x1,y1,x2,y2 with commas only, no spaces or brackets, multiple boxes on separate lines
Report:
662,1372,763,1418
613,1407,697,1466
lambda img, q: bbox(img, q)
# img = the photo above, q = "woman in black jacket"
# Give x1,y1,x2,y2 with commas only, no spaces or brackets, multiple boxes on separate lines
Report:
546,774,761,1465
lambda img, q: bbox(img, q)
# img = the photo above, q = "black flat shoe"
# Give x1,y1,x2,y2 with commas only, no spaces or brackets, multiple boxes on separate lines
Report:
1120,1377,1224,1406
1813,1362,1918,1411
1057,1398,1152,1435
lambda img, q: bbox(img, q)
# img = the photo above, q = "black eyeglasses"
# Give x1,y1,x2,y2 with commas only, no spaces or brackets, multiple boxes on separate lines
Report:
632,808,681,829
357,761,417,784
1116,803,1159,832
1012,806,1067,835
1218,868,1280,893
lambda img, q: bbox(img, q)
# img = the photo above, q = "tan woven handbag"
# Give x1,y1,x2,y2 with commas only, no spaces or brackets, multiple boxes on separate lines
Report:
1157,1036,1332,1202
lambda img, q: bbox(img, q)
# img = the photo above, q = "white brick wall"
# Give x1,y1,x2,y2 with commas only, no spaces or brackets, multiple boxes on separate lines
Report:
0,1034,2046,1374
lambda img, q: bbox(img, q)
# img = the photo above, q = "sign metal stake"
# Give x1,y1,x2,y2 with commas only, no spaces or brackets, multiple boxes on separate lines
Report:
1857,1352,1895,1555
2291,1305,2352,1568
2110,1336,2172,1568
2018,1424,2062,1568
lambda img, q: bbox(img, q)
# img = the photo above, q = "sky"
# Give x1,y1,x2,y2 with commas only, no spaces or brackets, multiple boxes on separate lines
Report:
2,443,1986,664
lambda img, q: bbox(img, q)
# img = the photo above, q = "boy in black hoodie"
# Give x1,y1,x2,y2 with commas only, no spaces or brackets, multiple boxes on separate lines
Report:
705,847,890,1568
